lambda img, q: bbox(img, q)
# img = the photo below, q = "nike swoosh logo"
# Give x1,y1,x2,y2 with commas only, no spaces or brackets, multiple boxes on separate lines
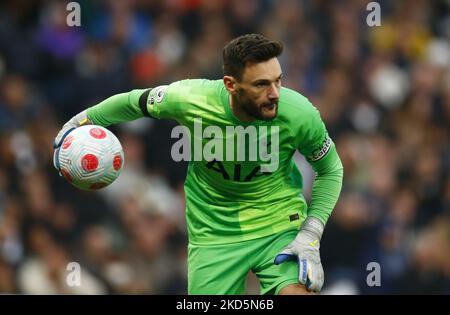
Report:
309,240,319,247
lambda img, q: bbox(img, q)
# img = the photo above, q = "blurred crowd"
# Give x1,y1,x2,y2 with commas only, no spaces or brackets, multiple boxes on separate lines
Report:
0,0,449,294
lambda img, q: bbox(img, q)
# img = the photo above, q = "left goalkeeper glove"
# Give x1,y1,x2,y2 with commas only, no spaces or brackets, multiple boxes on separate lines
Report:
274,216,325,292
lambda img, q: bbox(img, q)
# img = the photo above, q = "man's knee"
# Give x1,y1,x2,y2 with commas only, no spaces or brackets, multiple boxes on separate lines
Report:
278,283,317,295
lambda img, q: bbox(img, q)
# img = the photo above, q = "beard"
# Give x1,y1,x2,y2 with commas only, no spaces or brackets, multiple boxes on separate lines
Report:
234,88,278,121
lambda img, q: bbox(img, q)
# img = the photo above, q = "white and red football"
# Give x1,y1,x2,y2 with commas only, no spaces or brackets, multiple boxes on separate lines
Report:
57,125,124,191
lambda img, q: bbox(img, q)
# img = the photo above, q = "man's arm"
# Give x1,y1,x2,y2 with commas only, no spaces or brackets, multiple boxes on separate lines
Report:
275,144,343,292
86,89,151,127
54,89,150,147
307,143,344,225
54,81,188,173
275,98,344,293
53,88,153,176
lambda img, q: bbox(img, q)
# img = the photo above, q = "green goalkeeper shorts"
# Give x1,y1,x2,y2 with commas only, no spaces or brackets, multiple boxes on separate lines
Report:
187,229,300,295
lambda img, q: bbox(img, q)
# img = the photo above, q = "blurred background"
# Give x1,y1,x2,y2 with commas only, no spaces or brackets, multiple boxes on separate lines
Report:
0,0,449,294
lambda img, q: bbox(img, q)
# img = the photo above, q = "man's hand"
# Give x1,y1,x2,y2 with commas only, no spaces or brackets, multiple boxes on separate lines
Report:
53,110,92,174
274,216,325,293
53,110,92,149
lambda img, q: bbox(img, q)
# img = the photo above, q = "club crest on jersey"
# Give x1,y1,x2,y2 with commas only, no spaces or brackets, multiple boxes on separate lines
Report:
308,136,331,162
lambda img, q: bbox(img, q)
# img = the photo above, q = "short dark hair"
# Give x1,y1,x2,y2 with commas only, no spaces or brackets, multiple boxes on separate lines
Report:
222,34,284,81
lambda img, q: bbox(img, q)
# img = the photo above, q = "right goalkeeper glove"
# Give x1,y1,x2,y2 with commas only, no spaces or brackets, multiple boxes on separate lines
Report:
53,110,92,174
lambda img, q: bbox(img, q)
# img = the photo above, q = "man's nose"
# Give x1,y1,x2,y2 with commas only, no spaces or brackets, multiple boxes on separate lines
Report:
268,84,279,100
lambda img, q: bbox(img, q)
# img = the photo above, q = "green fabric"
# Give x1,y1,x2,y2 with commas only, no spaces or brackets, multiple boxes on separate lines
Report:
85,79,343,245
188,229,299,295
87,89,147,126
308,145,343,224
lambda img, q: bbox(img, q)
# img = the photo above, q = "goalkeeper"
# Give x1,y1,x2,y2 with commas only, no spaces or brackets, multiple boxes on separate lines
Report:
54,34,343,295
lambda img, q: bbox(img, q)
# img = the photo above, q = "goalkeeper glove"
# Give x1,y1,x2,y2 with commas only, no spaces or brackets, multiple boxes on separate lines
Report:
53,110,92,174
274,216,325,292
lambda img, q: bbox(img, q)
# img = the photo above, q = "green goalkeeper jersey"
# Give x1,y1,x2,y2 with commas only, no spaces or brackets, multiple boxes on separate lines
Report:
87,79,343,245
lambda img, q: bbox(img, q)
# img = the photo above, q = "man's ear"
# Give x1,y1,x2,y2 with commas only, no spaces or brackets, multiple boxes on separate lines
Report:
223,76,238,95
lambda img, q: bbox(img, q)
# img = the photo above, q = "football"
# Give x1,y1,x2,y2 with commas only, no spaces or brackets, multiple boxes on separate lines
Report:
56,125,124,191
